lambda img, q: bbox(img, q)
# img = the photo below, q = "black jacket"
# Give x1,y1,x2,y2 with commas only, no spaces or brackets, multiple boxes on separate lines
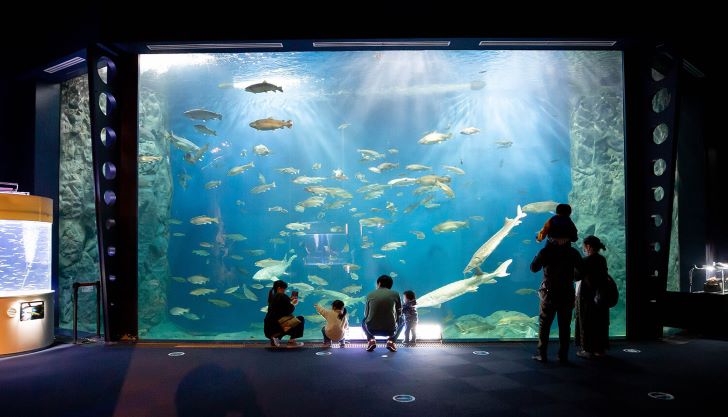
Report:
531,242,583,303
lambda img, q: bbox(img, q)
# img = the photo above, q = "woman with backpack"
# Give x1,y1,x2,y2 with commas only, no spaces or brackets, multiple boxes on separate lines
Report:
575,235,610,358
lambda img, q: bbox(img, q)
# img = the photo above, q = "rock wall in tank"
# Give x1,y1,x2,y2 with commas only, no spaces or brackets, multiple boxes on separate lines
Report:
137,87,173,336
567,52,627,335
59,76,101,332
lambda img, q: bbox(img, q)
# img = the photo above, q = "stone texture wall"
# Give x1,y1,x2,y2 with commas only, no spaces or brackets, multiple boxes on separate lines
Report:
568,76,627,335
59,76,100,331
137,88,172,336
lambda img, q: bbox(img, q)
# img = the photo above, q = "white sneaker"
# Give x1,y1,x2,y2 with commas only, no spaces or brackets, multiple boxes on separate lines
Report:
288,340,304,347
270,337,281,347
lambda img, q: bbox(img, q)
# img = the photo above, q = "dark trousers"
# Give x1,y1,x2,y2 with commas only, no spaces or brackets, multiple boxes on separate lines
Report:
362,315,405,342
537,301,573,359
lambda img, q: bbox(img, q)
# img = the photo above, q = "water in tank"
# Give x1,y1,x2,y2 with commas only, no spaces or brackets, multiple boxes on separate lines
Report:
135,50,627,340
0,220,52,293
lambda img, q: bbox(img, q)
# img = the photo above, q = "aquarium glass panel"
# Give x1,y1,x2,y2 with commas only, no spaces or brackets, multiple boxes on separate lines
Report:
138,51,626,340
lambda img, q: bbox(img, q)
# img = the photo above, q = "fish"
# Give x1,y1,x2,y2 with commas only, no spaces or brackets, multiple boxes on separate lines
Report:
255,258,284,268
199,242,214,248
381,241,407,251
410,230,425,240
230,255,244,261
418,131,452,145
356,149,386,161
251,284,264,290
183,109,222,121
139,155,162,163
285,222,310,231
249,117,292,131
187,275,210,284
305,314,327,323
432,220,469,233
460,127,480,135
495,140,513,148
251,182,276,194
171,276,187,283
172,233,185,237
276,167,299,175
418,260,512,308
469,216,484,222
338,123,350,130
522,201,559,214
245,81,283,94
463,205,527,275
224,234,247,242
252,254,297,281
194,124,217,136
169,307,189,316
359,217,390,228
224,286,240,294
208,299,232,307
515,288,538,295
289,282,315,292
189,288,216,296
253,144,272,156
204,181,221,190
372,254,386,259
192,250,210,256
167,131,201,153
312,163,322,170
182,313,201,320
443,165,465,175
227,162,255,176
405,164,431,171
242,284,258,301
308,275,329,286
341,285,362,294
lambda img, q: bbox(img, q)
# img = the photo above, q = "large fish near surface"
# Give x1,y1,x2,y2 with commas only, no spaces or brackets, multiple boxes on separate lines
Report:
249,117,292,131
418,131,452,145
245,81,283,94
252,254,297,281
183,109,222,121
418,260,512,308
463,206,526,276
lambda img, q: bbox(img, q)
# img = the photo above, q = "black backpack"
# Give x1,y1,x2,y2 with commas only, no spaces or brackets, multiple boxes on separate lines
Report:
594,274,619,308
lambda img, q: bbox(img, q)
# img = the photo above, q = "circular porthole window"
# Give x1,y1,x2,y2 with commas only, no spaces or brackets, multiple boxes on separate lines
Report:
653,186,665,202
652,88,671,113
100,127,116,147
653,123,668,145
653,159,667,176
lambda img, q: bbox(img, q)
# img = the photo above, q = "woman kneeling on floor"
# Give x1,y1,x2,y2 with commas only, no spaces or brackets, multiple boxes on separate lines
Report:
264,280,305,347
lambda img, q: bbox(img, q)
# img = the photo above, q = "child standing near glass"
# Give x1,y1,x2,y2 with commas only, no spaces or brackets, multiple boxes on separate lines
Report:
402,290,418,346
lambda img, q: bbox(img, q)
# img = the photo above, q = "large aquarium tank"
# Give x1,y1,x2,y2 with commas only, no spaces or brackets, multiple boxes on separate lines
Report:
137,50,626,340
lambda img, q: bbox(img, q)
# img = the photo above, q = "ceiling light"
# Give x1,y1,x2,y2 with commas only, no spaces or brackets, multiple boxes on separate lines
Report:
146,43,284,51
313,41,451,48
43,57,85,74
479,40,616,47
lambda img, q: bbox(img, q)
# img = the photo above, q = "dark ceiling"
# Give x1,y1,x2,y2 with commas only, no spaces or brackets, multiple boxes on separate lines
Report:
2,5,716,80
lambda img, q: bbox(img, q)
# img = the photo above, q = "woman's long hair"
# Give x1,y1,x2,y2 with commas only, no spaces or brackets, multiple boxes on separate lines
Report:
332,300,347,320
268,280,288,304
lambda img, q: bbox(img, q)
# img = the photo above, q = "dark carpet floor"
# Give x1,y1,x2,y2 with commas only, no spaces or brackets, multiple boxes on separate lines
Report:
0,334,725,417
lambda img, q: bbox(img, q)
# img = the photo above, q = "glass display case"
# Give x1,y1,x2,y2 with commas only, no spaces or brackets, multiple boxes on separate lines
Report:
0,190,55,355
689,263,728,294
